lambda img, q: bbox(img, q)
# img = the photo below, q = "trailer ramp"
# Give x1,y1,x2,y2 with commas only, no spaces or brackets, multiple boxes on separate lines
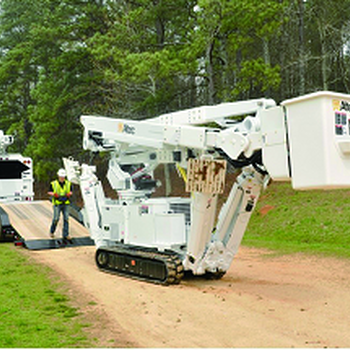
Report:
0,201,94,250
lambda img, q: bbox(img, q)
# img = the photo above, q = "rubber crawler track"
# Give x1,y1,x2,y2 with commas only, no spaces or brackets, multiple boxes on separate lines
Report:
95,244,184,285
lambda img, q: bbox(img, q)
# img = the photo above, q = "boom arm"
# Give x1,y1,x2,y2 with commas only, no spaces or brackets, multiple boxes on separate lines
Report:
82,98,276,161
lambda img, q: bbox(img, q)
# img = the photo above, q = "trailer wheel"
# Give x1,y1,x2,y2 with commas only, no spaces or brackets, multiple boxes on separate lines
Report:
95,249,109,268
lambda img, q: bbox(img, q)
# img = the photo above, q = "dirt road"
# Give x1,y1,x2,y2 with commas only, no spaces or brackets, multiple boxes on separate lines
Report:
22,245,350,348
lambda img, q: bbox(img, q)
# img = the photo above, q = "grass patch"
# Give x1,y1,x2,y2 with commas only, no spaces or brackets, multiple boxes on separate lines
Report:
0,244,92,348
243,181,350,258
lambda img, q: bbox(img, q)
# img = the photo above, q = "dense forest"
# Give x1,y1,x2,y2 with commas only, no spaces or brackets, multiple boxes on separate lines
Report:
0,0,350,180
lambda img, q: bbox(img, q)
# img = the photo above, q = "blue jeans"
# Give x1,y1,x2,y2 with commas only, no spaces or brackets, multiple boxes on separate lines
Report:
50,204,70,238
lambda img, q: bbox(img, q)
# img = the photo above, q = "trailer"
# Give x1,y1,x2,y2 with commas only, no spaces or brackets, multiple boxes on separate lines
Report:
1,200,93,249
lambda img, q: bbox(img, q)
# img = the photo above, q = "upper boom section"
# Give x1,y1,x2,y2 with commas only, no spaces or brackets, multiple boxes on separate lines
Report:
148,98,276,126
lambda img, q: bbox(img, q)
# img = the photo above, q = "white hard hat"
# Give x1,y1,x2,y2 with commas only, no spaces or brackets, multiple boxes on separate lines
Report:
57,168,66,177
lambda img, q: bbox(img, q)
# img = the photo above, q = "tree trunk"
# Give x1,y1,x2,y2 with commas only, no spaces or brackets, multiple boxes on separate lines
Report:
297,0,306,95
164,164,172,196
206,39,216,105
263,38,270,65
317,18,329,90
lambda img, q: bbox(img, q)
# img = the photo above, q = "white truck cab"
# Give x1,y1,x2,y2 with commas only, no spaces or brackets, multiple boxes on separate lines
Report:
0,130,34,202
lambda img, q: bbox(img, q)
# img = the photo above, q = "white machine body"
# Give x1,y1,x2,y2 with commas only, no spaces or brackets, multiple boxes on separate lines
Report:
64,91,350,277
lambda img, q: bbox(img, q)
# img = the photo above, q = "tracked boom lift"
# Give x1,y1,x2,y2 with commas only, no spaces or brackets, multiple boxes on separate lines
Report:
64,91,350,284
0,130,34,241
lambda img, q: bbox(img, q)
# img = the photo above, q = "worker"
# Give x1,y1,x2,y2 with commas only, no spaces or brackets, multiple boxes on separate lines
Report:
48,168,73,241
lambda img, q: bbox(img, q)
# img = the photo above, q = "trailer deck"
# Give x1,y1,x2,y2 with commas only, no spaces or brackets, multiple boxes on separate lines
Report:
0,200,94,250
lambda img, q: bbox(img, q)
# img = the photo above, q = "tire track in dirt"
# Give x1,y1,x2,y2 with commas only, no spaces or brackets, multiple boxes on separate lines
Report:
23,245,350,348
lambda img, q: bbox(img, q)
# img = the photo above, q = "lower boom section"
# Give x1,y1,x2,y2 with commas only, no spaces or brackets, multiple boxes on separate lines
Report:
95,244,184,285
